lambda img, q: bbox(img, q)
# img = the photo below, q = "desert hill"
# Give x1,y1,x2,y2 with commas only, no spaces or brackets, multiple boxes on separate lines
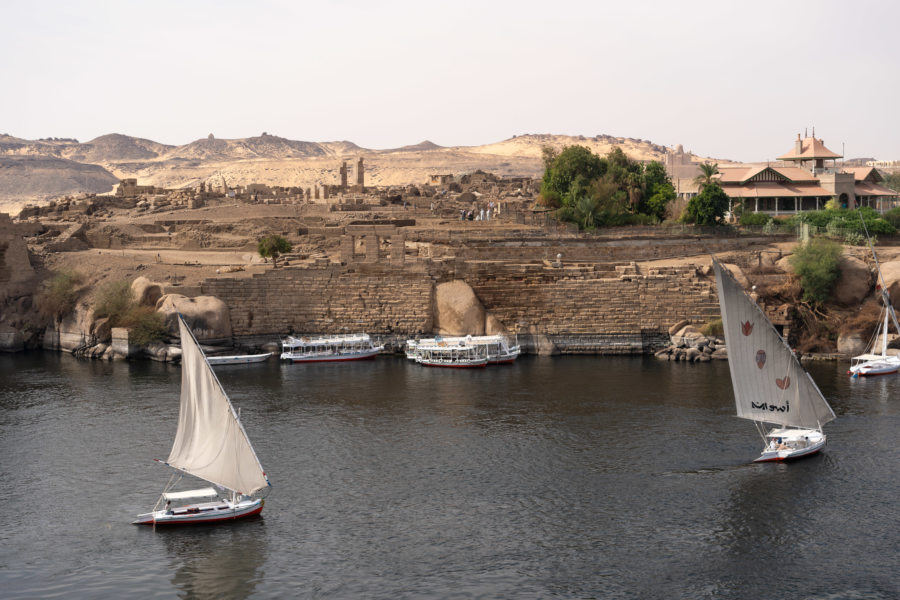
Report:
0,156,118,206
0,132,716,206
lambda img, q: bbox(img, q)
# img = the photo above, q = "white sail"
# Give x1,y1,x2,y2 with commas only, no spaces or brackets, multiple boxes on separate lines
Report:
713,259,835,429
166,316,269,496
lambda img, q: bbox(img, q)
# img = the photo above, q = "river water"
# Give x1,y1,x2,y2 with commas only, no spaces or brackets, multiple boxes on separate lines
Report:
0,353,898,599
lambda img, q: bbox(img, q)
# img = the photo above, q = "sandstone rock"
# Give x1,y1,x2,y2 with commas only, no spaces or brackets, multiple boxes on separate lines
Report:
837,331,867,356
132,276,165,307
433,280,485,336
668,319,691,336
156,294,232,340
485,313,508,335
685,347,701,362
759,249,783,269
711,348,728,359
671,325,708,349
144,342,168,362
723,263,750,289
0,323,24,352
776,256,794,274
697,354,711,362
654,348,671,359
91,316,111,342
534,334,559,356
833,255,873,307
879,260,900,311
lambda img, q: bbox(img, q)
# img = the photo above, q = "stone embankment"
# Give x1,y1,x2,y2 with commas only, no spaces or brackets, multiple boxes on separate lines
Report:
653,320,727,362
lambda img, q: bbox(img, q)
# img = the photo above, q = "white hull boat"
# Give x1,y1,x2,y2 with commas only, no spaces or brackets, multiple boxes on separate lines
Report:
134,315,270,526
754,428,826,462
414,339,488,368
406,335,520,365
134,495,264,525
207,352,272,366
713,258,835,463
281,334,383,363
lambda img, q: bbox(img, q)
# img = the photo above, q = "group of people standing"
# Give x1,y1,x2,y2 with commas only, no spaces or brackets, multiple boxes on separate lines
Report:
459,200,500,222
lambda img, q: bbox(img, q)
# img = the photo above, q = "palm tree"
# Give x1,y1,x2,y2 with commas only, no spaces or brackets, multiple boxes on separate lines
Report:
573,194,598,230
694,162,719,187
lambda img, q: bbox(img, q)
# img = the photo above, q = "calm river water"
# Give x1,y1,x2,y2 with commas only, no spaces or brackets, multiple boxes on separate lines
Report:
1,353,898,599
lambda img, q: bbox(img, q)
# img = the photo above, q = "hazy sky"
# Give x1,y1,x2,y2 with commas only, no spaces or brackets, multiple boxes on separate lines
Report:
4,1,899,162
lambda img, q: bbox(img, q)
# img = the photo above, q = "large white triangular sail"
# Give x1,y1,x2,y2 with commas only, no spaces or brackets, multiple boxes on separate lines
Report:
166,316,269,496
713,258,835,429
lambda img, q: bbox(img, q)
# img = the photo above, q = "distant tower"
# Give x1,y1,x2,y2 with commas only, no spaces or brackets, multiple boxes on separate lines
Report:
340,161,348,190
357,157,365,187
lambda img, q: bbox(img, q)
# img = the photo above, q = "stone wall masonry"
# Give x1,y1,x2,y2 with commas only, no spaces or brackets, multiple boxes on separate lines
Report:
198,258,721,355
201,263,435,340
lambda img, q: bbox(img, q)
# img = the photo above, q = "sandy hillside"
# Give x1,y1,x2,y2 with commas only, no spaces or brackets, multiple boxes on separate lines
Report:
0,132,721,206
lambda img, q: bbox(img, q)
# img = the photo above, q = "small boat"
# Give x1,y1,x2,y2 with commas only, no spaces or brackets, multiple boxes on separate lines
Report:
406,335,520,364
713,258,836,463
280,333,383,363
414,339,488,368
134,315,271,526
207,352,272,366
848,236,900,377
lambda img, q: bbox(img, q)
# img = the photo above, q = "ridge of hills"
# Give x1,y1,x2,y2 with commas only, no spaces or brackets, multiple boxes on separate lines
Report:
0,132,716,208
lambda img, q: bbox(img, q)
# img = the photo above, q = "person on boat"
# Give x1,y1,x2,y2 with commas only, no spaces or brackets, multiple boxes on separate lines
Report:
165,500,173,515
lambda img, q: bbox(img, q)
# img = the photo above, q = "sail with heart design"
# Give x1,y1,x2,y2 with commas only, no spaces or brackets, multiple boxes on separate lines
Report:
713,258,835,429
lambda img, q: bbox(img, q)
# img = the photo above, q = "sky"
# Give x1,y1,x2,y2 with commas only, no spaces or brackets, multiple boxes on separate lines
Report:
3,0,899,162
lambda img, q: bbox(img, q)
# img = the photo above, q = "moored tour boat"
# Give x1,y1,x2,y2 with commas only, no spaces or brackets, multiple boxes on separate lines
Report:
713,258,836,463
280,334,383,363
414,339,488,368
406,335,520,364
134,315,271,526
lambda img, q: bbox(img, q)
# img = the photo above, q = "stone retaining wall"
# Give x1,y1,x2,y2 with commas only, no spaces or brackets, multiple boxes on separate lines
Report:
199,258,721,355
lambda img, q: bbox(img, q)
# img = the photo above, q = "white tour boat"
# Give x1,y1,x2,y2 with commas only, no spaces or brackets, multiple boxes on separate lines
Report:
713,258,836,463
207,352,273,366
414,339,489,368
281,333,383,363
134,315,271,526
406,335,520,364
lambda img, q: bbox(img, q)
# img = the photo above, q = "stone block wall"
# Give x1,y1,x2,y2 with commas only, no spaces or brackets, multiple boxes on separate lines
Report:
198,258,720,354
201,263,435,340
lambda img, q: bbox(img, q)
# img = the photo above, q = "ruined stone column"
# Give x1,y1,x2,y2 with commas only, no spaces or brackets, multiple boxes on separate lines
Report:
391,233,406,265
340,162,348,190
357,157,365,188
340,235,354,264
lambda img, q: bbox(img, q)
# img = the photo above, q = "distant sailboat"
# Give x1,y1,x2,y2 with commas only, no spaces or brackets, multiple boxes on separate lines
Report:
134,315,271,525
713,258,836,462
848,222,900,377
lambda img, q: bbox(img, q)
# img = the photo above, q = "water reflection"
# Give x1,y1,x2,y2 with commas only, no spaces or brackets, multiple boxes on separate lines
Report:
156,519,268,600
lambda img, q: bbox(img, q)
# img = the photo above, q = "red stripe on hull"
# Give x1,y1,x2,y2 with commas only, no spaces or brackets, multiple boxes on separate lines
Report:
419,362,487,368
850,369,898,377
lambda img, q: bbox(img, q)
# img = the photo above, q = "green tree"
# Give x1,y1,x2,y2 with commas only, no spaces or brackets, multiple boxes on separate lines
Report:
36,270,84,320
682,182,730,225
640,161,675,220
94,280,135,325
257,234,292,267
790,238,843,305
693,162,719,187
540,145,605,207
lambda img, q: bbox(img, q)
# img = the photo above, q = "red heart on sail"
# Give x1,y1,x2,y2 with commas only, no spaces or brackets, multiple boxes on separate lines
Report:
775,376,790,389
741,321,753,336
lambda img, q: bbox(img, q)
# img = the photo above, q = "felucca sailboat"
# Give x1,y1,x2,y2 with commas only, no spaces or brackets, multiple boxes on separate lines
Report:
713,258,836,462
134,315,271,525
